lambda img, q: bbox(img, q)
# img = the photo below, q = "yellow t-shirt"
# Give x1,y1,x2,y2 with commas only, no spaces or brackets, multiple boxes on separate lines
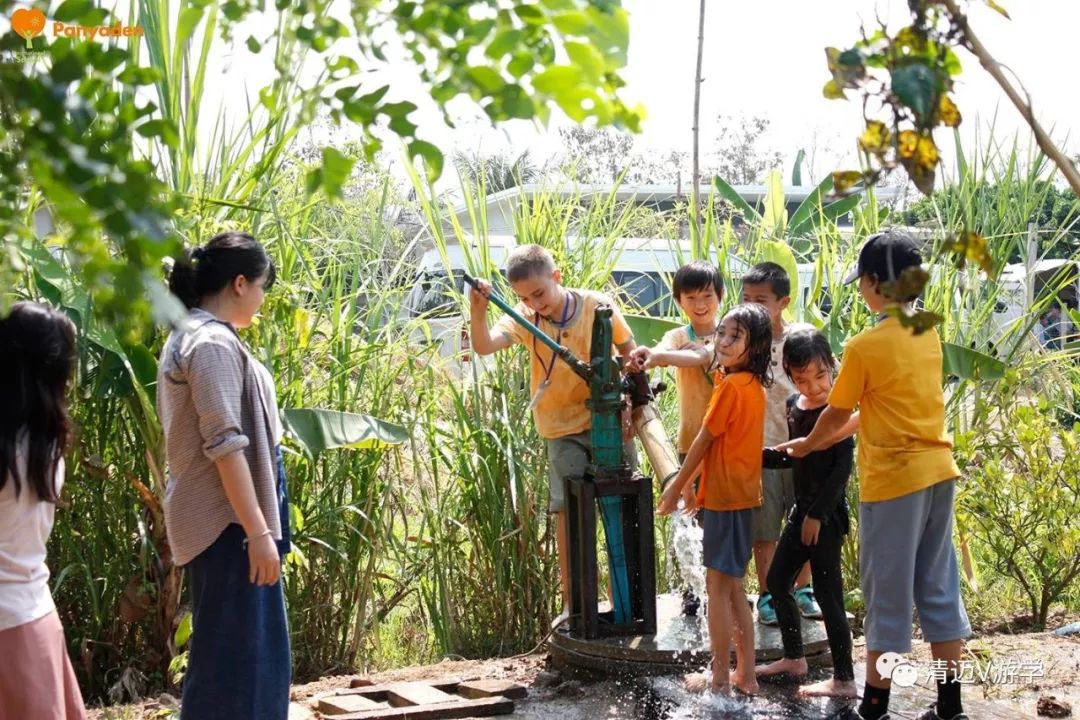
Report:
699,371,766,512
656,325,716,453
493,288,633,439
828,318,961,503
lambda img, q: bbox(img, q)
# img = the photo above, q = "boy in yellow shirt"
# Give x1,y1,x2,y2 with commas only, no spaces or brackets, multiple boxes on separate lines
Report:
780,231,971,720
630,260,723,615
469,244,637,613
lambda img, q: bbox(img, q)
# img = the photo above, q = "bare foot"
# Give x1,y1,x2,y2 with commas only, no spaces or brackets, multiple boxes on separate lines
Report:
710,680,731,695
731,672,759,696
797,677,859,698
684,671,711,693
755,656,808,680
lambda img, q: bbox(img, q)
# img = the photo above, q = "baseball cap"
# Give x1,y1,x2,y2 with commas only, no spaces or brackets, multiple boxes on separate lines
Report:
842,230,924,284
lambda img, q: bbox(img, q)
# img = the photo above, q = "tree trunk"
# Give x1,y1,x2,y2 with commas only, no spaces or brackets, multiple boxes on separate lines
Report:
690,0,706,249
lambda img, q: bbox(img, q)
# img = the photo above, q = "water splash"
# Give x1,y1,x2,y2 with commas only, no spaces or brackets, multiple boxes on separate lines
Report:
670,501,706,601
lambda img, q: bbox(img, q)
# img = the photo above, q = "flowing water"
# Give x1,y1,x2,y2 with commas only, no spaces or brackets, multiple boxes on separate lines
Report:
670,501,707,602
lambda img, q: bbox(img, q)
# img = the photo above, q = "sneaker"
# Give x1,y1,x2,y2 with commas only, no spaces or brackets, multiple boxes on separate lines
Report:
681,589,701,617
756,592,778,625
794,586,823,619
915,704,969,720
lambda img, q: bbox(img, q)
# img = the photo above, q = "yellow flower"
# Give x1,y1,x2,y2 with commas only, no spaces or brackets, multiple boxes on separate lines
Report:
859,121,891,155
938,95,962,127
917,135,939,167
898,130,919,159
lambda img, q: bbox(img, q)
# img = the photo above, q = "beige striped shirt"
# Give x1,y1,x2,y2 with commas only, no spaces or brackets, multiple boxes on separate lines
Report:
157,309,281,567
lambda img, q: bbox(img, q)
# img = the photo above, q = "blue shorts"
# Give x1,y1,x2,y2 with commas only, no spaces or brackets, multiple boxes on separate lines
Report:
703,508,755,578
859,478,972,653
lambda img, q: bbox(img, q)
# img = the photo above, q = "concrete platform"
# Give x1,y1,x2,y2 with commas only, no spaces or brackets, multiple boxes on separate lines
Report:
549,592,835,676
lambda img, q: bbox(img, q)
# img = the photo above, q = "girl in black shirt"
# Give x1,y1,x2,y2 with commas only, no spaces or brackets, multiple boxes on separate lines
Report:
755,329,857,698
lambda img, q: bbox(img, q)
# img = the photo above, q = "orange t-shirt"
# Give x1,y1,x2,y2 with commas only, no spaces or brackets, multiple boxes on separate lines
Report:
697,371,766,512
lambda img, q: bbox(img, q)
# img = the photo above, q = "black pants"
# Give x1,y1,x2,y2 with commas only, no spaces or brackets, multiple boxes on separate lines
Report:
766,514,854,681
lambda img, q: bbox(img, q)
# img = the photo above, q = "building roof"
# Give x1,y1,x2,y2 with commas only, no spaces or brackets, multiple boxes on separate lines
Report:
448,182,901,235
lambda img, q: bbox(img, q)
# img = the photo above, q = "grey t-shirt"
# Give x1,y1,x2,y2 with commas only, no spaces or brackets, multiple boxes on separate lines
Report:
764,322,815,447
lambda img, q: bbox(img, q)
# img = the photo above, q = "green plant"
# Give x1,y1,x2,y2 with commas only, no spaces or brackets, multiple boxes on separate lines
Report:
955,367,1080,630
825,0,1080,198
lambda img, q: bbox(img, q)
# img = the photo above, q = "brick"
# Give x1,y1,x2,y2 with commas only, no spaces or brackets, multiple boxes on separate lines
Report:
456,680,527,700
318,694,385,715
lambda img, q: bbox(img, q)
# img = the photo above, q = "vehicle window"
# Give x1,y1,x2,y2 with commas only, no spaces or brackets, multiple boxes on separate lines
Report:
407,271,463,317
610,271,673,317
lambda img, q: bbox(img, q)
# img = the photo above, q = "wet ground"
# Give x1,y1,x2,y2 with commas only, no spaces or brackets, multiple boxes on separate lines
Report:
90,619,1080,719
510,673,866,720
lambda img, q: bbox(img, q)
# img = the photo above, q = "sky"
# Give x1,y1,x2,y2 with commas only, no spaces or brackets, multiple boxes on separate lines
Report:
232,0,1075,189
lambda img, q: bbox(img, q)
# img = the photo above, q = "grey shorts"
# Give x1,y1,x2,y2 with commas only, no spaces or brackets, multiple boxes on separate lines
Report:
752,466,795,543
859,478,972,653
546,430,638,513
703,508,754,578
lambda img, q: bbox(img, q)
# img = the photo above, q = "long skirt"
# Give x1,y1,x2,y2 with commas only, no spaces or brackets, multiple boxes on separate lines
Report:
180,447,292,720
0,610,87,720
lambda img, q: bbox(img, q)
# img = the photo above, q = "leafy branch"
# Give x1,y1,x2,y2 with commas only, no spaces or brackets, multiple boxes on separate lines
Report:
822,0,1080,332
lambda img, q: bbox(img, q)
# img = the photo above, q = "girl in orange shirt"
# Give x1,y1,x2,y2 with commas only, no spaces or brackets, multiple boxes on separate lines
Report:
659,303,773,696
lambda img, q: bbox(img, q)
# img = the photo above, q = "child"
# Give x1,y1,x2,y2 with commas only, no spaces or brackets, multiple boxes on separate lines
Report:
780,230,971,720
160,232,291,720
658,303,773,696
0,302,87,720
629,261,723,616
741,262,820,625
469,244,638,613
755,329,856,698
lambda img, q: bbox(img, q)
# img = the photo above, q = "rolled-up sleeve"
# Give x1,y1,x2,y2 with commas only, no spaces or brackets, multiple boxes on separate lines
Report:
186,340,250,462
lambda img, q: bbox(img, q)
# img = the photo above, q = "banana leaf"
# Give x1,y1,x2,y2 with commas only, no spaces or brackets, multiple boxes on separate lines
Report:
283,408,409,456
941,342,1006,381
624,313,682,349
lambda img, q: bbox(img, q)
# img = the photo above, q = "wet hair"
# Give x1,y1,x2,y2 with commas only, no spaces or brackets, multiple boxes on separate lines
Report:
782,329,836,378
722,303,773,388
506,244,556,283
672,261,724,300
741,261,791,300
168,231,276,310
0,302,77,502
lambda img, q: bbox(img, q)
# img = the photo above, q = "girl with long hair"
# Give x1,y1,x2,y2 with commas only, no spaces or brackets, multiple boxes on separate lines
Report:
0,302,87,720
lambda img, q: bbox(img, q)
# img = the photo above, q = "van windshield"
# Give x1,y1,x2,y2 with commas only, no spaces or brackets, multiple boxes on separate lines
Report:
405,271,464,317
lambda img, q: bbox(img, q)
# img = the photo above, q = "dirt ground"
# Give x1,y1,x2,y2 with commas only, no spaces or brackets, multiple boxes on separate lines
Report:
88,624,1080,719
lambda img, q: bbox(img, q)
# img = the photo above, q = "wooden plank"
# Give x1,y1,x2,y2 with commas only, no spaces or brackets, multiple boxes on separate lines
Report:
387,682,462,707
345,678,462,697
456,679,527,700
319,694,386,715
332,695,514,720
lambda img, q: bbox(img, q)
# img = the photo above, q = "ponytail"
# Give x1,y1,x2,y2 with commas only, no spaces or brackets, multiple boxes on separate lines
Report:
169,248,202,310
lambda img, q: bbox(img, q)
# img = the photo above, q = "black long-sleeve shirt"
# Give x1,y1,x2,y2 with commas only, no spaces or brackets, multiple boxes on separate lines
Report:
762,394,854,534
